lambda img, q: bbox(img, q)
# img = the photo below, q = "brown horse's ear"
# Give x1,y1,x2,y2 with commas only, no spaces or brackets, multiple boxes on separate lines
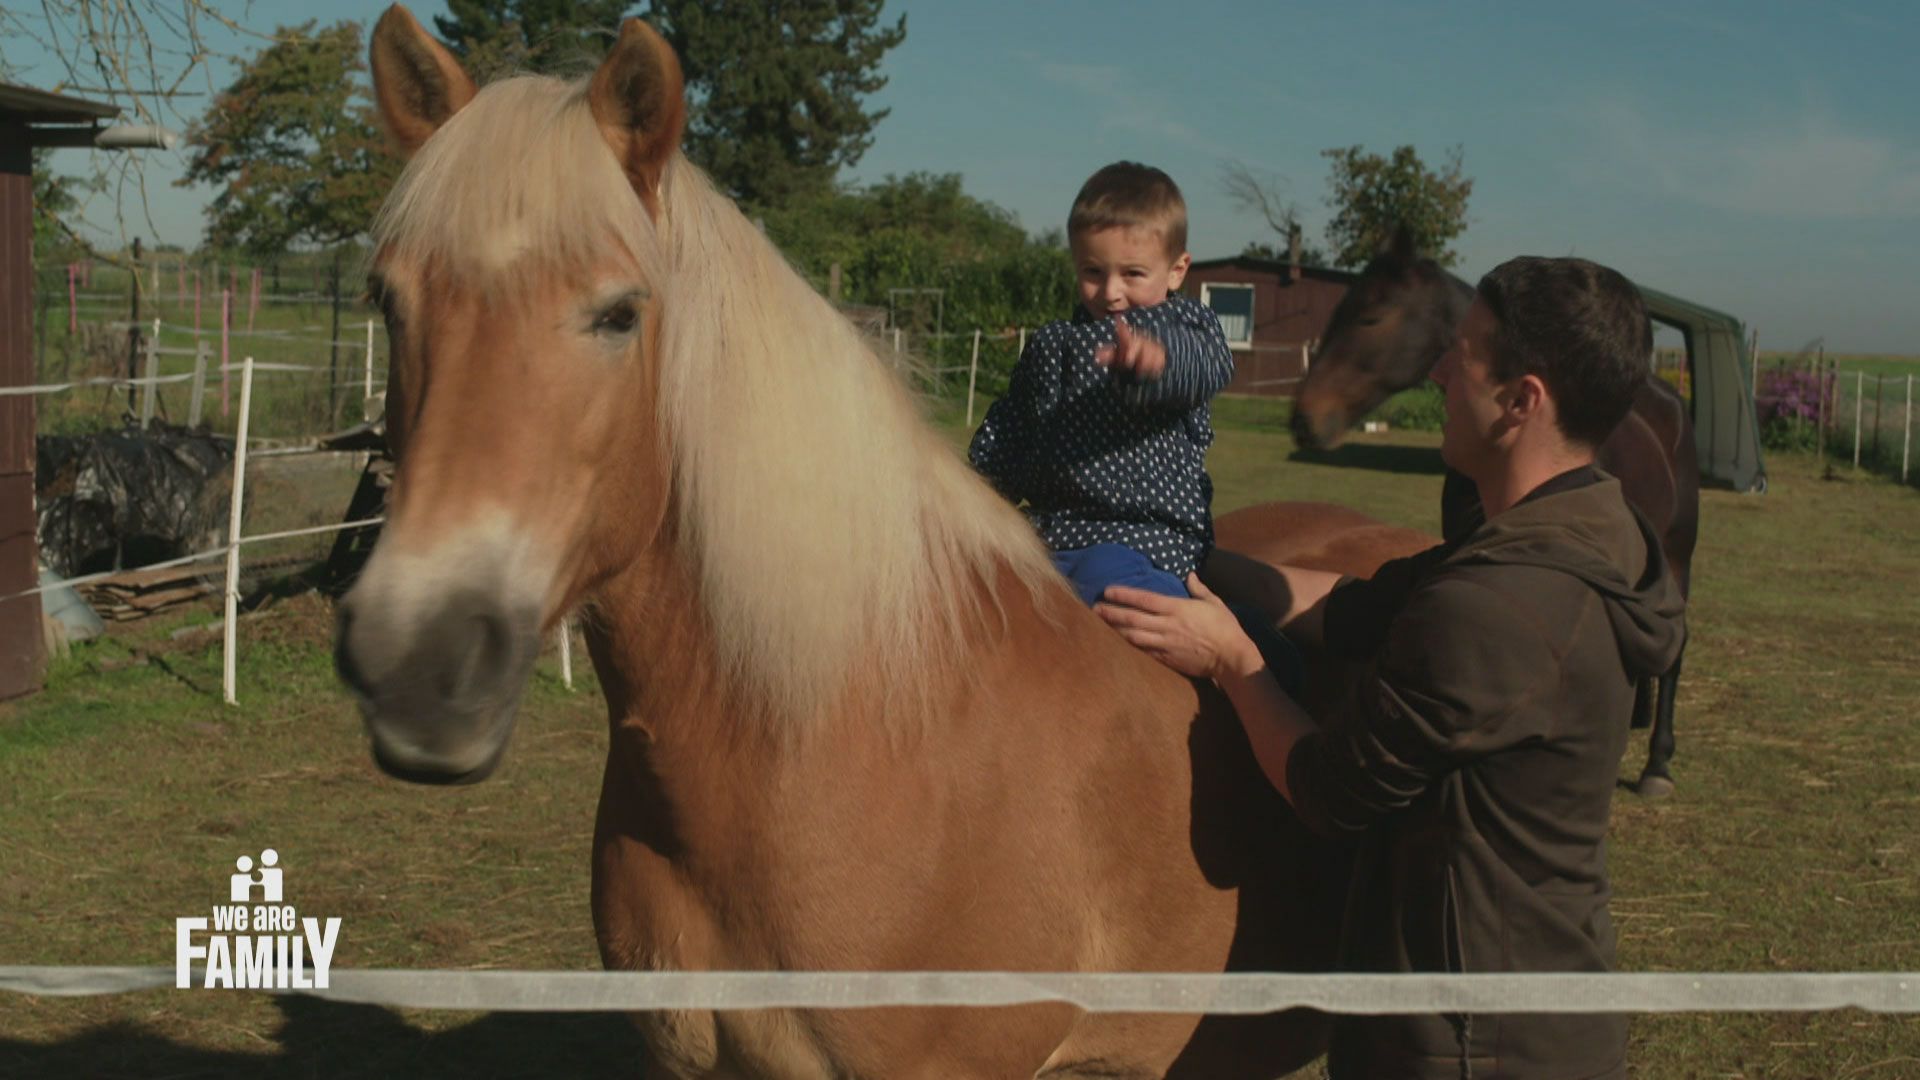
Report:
370,5,478,156
588,18,687,210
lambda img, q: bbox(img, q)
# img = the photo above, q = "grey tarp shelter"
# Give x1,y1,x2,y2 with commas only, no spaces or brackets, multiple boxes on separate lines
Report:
1638,285,1768,493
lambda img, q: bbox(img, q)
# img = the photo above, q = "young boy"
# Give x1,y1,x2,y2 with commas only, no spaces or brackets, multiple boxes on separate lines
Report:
969,161,1233,607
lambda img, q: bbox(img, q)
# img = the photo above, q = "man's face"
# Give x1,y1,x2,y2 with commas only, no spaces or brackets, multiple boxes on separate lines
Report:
1071,224,1191,319
1432,298,1513,474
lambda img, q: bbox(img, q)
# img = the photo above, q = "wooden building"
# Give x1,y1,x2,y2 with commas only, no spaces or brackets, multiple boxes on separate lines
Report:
0,84,121,699
1182,255,1361,397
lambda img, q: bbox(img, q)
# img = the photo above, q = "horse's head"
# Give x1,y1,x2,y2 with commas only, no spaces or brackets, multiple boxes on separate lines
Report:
1291,226,1469,450
335,6,687,783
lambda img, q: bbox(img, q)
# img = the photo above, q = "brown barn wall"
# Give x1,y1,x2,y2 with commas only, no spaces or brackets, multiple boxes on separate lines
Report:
0,126,46,698
1183,263,1352,397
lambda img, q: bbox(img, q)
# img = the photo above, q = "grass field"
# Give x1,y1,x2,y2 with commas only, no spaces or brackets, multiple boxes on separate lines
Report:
2,398,1918,1077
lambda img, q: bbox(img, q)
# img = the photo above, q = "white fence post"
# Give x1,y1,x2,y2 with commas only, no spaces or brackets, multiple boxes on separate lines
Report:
223,357,256,706
558,618,574,691
967,328,983,428
188,341,208,428
364,319,376,401
138,318,159,429
1904,374,1912,484
1853,369,1864,470
221,290,231,418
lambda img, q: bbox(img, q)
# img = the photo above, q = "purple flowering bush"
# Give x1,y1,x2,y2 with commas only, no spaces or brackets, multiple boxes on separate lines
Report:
1755,367,1833,451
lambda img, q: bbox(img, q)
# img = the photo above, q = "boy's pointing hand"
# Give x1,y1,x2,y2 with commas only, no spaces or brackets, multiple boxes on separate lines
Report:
1096,317,1167,381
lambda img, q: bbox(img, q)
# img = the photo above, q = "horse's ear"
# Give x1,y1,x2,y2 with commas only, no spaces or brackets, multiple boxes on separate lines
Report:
1381,222,1417,261
588,19,686,208
370,5,477,156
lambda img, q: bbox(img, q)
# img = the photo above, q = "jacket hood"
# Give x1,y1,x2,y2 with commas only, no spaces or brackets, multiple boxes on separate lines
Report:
1452,475,1687,680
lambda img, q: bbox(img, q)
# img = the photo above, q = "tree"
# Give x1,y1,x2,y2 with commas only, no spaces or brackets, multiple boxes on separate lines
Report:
2,1,236,257
30,149,95,262
433,0,631,78
1320,144,1472,269
1219,159,1328,267
178,20,399,423
764,172,1027,276
178,20,396,257
760,172,1071,392
646,0,907,209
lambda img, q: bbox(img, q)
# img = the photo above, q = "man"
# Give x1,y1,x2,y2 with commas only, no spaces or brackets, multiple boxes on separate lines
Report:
1097,256,1687,1079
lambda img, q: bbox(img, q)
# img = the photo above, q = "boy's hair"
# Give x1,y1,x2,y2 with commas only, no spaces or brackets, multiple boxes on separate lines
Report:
1068,162,1188,258
1476,256,1651,448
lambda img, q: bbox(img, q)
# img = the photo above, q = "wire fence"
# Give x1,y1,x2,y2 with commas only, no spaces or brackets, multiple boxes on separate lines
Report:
1754,357,1917,486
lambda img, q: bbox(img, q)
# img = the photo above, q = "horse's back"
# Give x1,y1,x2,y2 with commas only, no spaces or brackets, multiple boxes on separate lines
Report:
1216,501,1438,578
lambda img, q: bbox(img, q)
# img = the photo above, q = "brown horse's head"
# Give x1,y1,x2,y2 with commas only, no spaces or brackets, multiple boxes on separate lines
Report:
336,7,687,783
1290,227,1471,450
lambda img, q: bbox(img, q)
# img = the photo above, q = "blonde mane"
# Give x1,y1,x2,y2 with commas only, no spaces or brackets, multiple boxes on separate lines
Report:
373,76,1058,731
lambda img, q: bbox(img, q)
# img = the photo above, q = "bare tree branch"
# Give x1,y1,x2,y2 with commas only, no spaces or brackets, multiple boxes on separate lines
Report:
1219,158,1301,238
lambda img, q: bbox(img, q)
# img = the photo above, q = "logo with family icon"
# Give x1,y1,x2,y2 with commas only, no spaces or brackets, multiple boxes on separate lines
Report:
231,849,283,903
176,848,342,989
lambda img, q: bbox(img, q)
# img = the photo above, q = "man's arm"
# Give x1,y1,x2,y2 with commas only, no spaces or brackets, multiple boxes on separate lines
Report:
1200,548,1345,650
1095,575,1319,803
1286,576,1560,840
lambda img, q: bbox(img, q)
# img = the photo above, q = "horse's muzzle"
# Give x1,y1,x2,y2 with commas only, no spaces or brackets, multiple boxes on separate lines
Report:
1290,404,1348,452
335,590,540,784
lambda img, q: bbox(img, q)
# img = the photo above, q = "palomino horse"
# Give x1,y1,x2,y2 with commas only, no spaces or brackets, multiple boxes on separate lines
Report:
1287,230,1699,798
336,8,1400,1078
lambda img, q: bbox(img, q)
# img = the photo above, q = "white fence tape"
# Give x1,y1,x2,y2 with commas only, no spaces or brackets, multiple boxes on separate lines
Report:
1,967,1914,1015
2,517,385,604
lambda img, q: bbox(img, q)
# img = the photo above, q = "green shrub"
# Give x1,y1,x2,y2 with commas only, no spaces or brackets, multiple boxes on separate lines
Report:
1379,384,1446,431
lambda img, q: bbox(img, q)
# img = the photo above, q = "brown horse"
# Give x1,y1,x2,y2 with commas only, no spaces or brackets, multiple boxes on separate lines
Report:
1287,229,1699,797
333,8,1421,1078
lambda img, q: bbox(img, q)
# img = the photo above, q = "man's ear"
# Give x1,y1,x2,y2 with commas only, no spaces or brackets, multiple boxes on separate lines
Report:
370,5,478,156
1507,373,1551,423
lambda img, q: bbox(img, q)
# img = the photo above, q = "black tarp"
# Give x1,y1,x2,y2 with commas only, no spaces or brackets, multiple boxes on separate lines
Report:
35,425,236,578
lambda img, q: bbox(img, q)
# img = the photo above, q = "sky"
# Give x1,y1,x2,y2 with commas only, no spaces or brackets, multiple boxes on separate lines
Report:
10,0,1918,353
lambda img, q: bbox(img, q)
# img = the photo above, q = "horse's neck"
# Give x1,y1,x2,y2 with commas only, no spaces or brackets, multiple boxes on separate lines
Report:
581,537,779,842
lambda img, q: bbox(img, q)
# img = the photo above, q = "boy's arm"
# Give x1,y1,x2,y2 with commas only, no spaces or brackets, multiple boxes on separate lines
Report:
1108,295,1235,410
968,328,1060,497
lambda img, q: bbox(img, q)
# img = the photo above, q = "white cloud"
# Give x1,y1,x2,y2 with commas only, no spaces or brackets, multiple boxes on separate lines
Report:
1577,98,1920,220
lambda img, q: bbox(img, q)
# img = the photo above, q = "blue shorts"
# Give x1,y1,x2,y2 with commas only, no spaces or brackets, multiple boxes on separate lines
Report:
1052,544,1187,607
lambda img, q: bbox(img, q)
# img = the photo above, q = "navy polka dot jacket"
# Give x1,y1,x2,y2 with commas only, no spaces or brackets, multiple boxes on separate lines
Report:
968,295,1235,577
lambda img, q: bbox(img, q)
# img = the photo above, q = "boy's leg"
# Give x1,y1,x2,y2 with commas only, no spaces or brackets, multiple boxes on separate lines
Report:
1052,544,1187,607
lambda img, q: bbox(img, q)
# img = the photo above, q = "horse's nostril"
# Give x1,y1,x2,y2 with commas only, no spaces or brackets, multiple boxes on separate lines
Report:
436,611,519,701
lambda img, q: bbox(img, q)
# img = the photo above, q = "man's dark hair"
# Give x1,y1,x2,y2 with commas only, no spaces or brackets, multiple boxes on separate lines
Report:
1068,162,1188,259
1476,256,1651,447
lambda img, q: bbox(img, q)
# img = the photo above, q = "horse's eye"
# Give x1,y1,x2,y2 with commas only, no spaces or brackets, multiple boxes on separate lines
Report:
593,300,639,336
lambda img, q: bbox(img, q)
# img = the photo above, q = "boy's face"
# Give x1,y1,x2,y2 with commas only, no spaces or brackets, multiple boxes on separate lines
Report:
1071,224,1191,319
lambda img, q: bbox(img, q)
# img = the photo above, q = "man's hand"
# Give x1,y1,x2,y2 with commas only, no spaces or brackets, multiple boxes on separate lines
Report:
1095,574,1264,680
1095,318,1167,381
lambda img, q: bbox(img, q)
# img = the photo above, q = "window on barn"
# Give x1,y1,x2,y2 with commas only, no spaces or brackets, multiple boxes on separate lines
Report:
1201,283,1255,348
